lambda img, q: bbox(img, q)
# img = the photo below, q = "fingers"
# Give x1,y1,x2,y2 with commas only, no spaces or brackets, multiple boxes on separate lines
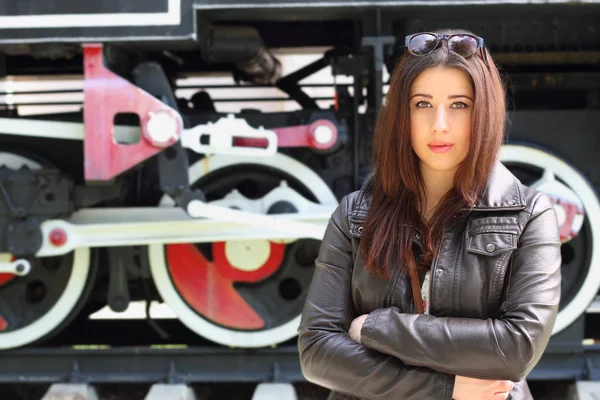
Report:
491,381,513,400
498,381,514,392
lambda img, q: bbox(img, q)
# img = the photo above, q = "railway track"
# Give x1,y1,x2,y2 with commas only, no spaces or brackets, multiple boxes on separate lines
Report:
0,381,586,399
1,312,600,399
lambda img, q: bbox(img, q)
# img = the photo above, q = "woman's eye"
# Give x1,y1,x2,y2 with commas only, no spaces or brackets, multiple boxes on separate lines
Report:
416,101,431,108
451,102,468,109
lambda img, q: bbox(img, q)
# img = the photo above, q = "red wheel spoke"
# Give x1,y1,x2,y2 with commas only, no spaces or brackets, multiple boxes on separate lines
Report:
167,244,265,329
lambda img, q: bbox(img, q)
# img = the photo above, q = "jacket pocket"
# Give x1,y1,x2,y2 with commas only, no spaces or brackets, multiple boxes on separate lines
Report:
466,228,518,257
465,228,519,314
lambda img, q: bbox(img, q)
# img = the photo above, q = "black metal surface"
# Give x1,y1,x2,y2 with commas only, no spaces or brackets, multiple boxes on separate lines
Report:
73,184,123,209
0,0,194,45
0,1,168,16
0,341,598,384
0,166,72,256
361,36,394,114
107,248,133,313
0,345,304,384
205,25,282,85
2,9,600,78
194,0,593,7
0,313,591,386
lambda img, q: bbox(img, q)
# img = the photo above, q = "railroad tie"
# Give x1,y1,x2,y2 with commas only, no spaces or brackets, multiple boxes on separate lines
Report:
144,383,197,400
41,384,99,400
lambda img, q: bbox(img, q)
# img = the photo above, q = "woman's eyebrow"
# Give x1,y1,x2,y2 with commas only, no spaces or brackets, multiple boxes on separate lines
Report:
410,93,432,99
448,94,474,101
410,93,474,101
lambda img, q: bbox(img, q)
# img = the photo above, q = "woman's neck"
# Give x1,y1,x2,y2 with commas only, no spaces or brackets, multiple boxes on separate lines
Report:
420,163,456,221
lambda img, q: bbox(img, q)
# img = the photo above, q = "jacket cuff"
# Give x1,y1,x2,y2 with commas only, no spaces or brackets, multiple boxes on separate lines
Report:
360,308,384,348
442,372,456,400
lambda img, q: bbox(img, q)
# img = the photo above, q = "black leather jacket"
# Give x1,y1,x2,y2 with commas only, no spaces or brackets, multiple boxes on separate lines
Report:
297,160,562,400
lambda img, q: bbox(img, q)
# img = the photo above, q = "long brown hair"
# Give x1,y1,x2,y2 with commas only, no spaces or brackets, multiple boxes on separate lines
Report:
360,29,506,280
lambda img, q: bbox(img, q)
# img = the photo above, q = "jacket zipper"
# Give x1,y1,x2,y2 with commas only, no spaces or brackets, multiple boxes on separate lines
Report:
459,205,525,212
408,233,423,314
385,263,400,308
428,241,443,315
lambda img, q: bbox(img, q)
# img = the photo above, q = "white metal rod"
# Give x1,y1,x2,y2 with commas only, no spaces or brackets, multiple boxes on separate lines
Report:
38,206,332,257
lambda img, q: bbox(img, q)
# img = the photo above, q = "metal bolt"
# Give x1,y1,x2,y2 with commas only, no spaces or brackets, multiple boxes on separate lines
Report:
357,226,363,234
15,263,24,273
49,228,68,247
437,269,443,275
313,125,334,145
486,243,496,253
146,110,180,144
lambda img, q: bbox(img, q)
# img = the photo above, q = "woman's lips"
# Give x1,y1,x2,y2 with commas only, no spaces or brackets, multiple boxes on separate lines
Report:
428,144,453,153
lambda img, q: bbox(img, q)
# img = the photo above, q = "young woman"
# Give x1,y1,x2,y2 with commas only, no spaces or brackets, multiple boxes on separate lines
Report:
297,29,562,400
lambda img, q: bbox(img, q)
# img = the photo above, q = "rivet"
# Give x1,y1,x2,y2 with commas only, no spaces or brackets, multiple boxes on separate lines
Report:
486,243,496,253
49,228,68,247
437,269,443,275
415,233,421,240
357,226,363,234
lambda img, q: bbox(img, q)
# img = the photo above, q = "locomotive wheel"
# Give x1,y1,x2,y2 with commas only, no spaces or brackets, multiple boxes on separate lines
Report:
148,153,337,348
500,144,600,335
0,151,95,350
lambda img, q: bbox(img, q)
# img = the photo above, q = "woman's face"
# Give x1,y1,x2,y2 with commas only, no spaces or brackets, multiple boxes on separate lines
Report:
409,66,473,176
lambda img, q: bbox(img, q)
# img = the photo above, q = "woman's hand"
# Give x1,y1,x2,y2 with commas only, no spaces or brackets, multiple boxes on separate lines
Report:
452,375,514,400
348,314,369,343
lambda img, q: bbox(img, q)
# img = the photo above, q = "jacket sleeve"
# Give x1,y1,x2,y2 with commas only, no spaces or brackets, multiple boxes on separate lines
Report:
297,194,456,400
360,193,562,382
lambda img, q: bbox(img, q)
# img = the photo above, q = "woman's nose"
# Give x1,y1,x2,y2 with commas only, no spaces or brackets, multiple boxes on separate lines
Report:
431,107,449,134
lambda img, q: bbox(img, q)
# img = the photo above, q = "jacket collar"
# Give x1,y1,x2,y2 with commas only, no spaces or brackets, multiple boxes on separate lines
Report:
350,159,527,221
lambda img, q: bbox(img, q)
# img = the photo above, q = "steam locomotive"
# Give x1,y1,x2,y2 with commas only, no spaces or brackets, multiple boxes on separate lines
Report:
0,0,599,392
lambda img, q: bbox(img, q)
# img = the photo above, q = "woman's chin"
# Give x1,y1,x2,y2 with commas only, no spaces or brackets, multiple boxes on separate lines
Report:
421,159,461,174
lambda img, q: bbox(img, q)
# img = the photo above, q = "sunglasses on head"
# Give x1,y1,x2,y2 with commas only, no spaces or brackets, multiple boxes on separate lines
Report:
404,32,488,64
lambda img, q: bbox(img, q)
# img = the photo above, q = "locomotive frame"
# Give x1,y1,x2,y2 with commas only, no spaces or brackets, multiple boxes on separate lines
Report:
0,0,599,395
